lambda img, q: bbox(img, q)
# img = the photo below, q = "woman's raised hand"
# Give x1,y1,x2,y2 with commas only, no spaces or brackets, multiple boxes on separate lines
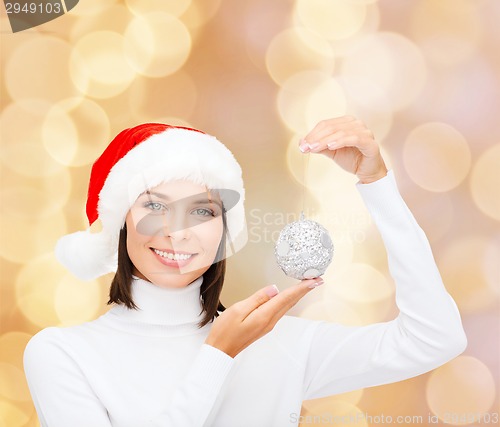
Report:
204,278,323,358
299,116,388,184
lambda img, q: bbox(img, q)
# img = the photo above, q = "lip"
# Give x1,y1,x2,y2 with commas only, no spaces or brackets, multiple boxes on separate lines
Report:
151,248,194,255
149,247,197,268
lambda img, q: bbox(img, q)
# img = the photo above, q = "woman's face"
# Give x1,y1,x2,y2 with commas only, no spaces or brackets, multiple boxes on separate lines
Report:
125,180,224,289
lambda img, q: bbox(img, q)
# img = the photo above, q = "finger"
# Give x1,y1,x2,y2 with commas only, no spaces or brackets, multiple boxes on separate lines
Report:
325,135,379,157
300,117,364,153
307,130,347,152
299,138,310,153
234,284,280,319
268,277,325,325
303,117,356,146
303,116,360,145
307,131,374,156
254,277,324,324
304,125,369,153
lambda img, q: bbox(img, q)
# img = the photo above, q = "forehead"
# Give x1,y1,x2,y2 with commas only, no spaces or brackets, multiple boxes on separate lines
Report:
142,180,222,201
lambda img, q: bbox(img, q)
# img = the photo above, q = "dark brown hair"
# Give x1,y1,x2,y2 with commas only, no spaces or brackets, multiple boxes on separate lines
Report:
107,210,228,329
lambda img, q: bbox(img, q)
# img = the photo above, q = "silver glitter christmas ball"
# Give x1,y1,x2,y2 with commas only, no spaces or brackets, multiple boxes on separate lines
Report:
274,212,334,280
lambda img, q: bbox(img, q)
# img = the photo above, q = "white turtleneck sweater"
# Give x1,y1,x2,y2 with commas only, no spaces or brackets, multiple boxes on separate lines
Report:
23,170,467,427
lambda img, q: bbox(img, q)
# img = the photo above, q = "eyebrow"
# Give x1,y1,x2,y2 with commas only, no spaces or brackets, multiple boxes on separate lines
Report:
144,191,223,209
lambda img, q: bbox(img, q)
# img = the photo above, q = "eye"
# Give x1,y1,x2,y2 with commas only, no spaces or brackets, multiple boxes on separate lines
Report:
192,208,215,217
144,201,166,211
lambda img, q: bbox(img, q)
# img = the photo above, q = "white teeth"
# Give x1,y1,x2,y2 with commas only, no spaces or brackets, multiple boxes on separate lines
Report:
153,249,193,261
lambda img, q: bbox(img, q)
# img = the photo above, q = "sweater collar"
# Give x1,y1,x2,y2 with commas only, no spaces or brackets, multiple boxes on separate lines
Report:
106,275,206,333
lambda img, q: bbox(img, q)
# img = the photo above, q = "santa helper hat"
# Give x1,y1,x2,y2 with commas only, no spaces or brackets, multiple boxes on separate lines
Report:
55,123,247,281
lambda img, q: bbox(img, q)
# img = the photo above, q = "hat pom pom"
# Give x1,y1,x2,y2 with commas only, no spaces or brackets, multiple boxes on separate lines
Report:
54,229,117,281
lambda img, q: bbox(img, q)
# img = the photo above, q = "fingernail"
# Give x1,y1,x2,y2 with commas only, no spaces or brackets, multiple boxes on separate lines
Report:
327,142,337,150
299,140,310,153
265,284,280,297
307,278,324,289
308,142,320,151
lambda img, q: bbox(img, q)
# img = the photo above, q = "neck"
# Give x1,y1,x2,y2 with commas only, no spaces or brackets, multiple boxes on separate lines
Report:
105,275,208,337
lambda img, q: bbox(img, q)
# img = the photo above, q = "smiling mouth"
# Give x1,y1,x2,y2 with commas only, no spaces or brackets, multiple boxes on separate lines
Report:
150,248,196,261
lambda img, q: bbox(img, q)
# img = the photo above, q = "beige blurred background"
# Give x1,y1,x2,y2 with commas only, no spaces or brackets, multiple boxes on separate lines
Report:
1,0,499,426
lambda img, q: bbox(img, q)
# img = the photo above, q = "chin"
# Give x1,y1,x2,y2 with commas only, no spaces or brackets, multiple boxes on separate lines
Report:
135,256,213,287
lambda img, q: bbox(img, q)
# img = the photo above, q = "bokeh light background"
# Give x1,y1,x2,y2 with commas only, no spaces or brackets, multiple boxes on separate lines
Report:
1,0,499,426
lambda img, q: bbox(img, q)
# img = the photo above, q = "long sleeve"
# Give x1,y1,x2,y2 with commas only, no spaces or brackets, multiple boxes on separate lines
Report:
24,328,110,427
23,327,234,427
302,169,467,400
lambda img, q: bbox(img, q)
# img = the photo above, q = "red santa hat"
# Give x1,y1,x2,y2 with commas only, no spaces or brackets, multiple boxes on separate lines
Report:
55,123,247,281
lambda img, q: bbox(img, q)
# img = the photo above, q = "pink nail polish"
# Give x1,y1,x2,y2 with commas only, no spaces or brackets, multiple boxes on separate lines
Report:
265,284,279,297
307,282,323,289
308,142,320,151
299,139,310,152
307,278,324,289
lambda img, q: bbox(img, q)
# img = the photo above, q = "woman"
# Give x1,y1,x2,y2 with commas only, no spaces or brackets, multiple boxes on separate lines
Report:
23,117,467,427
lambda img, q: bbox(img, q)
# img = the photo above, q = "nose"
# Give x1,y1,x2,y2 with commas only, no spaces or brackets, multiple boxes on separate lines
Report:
161,211,191,240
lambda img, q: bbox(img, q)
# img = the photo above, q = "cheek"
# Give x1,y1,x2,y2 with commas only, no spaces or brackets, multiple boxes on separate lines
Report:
196,219,224,251
125,215,149,254
127,226,150,249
